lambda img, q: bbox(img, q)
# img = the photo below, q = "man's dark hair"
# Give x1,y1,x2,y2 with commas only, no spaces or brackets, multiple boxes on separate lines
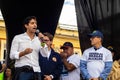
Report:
23,16,37,31
43,32,53,41
23,16,37,25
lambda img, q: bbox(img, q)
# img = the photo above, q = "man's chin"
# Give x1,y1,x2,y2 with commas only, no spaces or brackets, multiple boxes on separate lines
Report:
91,43,94,46
32,30,36,33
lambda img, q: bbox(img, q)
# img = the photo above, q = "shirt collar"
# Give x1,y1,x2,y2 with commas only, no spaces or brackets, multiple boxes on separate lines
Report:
94,46,102,50
24,32,37,38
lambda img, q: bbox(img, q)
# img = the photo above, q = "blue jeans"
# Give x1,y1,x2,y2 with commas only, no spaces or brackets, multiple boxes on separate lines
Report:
19,72,41,80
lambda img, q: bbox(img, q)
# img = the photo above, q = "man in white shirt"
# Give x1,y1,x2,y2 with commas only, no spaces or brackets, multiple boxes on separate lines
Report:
80,30,113,80
10,16,47,80
60,42,80,80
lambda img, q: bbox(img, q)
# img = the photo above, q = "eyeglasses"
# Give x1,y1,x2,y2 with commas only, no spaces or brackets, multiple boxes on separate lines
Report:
44,39,50,42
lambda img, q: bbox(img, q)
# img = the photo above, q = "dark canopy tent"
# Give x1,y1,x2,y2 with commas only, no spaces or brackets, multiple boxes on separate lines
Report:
75,0,120,55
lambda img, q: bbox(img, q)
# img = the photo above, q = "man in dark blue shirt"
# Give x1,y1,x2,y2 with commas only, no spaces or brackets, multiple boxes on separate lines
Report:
39,32,63,80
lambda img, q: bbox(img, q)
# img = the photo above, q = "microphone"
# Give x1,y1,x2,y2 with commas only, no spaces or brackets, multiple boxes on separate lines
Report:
36,29,45,47
35,29,40,36
35,29,43,41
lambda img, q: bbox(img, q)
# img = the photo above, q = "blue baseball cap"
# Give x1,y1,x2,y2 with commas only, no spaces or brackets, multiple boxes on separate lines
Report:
88,30,104,39
60,42,73,49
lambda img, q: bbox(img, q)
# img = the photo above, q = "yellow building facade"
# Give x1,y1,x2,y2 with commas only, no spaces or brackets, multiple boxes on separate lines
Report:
0,20,6,60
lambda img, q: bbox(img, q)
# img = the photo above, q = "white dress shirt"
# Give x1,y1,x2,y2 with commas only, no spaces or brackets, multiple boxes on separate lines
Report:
10,32,48,72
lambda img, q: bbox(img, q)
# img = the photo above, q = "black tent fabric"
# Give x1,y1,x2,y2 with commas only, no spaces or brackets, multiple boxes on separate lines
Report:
75,0,120,54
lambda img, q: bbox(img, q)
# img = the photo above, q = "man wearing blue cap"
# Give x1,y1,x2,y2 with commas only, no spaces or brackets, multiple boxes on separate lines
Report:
80,30,113,80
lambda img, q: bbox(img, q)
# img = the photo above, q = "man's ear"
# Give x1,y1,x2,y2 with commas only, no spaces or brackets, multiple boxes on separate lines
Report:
24,24,28,29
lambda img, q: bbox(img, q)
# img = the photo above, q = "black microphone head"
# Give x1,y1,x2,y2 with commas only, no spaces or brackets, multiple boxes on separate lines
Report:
35,29,40,36
36,29,40,33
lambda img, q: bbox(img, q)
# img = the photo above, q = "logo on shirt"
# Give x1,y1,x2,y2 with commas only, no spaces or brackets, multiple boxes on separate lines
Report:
52,57,57,62
88,52,103,60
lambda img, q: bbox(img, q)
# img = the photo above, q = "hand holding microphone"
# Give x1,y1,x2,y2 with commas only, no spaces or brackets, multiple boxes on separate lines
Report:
36,29,45,47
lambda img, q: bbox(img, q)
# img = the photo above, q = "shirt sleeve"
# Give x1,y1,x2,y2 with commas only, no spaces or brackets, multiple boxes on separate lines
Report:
100,51,113,80
80,60,91,79
100,61,113,80
39,44,48,57
10,36,20,59
69,55,80,68
80,50,91,79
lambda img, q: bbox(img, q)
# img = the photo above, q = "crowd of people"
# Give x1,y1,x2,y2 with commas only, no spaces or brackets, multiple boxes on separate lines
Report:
1,16,120,80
